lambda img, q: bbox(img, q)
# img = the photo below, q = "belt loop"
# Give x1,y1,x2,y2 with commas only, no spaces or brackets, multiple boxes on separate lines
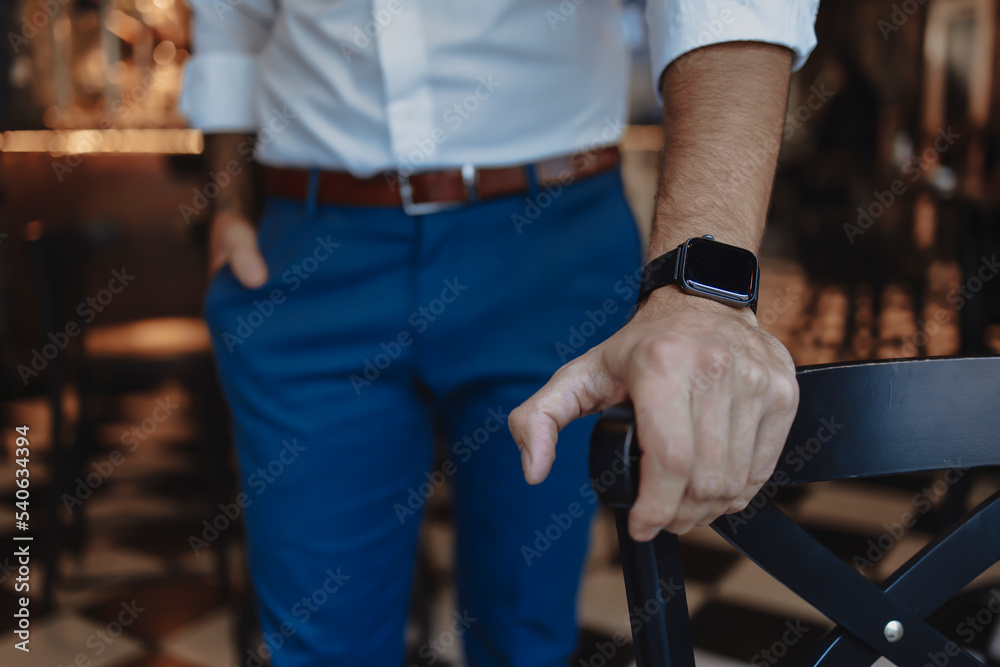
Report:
525,163,540,198
306,168,320,218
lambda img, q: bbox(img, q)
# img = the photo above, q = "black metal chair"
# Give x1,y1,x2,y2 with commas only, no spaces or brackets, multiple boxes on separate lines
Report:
589,356,1000,666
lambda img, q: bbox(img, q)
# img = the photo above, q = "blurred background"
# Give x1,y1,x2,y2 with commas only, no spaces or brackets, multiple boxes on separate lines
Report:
1,0,1000,665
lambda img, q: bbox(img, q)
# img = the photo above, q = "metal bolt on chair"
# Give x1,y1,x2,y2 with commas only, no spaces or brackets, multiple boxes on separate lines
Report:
589,356,1000,666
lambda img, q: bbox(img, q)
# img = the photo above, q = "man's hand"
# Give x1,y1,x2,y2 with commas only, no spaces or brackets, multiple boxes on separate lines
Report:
510,41,801,540
204,132,267,289
509,288,798,539
209,208,268,288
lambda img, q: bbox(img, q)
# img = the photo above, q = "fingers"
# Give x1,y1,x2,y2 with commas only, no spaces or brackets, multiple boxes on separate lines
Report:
626,333,794,539
209,214,268,289
509,351,620,485
228,228,269,288
683,391,734,533
729,369,799,512
626,339,695,541
681,344,749,531
691,356,768,525
706,381,757,520
512,293,800,544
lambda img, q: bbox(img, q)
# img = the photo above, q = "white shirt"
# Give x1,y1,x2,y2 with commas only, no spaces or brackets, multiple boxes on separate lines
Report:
180,0,819,177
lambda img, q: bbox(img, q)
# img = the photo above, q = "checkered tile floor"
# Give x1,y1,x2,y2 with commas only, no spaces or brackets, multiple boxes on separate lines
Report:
3,256,1000,666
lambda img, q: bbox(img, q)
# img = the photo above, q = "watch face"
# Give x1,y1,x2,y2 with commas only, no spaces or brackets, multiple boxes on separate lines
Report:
680,237,758,304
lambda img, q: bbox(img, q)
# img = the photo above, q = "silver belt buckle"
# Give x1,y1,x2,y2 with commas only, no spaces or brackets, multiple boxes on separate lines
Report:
398,169,470,216
461,163,478,202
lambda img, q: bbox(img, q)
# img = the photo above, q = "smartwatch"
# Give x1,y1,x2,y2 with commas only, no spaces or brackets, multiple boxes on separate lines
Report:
637,235,759,314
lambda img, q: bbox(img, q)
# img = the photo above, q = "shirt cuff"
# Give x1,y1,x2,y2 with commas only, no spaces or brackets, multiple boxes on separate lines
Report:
646,0,819,103
180,52,259,132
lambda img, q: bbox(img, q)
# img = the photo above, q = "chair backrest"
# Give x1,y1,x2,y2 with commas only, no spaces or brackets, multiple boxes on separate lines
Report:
589,356,1000,667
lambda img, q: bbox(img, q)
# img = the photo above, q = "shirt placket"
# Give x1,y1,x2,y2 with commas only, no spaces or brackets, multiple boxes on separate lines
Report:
374,0,437,174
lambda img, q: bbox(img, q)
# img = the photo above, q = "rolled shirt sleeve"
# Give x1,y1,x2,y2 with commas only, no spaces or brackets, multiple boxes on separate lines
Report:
646,0,820,101
180,0,276,132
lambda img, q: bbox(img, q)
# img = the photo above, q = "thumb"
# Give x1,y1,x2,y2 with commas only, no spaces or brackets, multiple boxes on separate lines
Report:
509,351,619,485
214,217,268,289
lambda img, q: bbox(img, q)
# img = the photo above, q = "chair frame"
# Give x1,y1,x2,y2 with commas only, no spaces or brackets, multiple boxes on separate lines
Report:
589,356,1000,666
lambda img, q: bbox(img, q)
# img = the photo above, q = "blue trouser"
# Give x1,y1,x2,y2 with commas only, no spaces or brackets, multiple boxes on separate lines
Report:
204,167,642,666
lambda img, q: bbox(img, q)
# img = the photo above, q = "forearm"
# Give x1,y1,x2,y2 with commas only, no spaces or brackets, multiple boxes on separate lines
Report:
650,42,792,258
204,132,259,220
513,21,807,540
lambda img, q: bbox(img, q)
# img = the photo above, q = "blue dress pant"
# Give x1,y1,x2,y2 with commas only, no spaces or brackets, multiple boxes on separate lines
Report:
204,167,642,666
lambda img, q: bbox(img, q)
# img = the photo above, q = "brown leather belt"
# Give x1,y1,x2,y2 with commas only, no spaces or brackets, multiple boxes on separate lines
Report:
263,146,620,215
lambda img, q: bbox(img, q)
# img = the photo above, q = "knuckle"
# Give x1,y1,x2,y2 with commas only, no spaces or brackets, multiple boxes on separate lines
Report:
722,477,747,499
631,504,670,530
737,358,770,391
770,373,800,410
746,470,773,490
508,405,529,432
699,339,732,365
507,405,522,425
666,521,696,535
654,443,693,475
727,497,751,513
507,405,528,429
665,507,704,534
636,335,686,370
688,473,723,501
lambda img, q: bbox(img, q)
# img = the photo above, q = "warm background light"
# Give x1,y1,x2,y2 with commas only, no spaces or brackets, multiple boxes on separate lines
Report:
0,129,204,154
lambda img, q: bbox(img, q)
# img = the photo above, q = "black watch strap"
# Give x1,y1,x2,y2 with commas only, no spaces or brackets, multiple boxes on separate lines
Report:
636,248,679,306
